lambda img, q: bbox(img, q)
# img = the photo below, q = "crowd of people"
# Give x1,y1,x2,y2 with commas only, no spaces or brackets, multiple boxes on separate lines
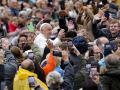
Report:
0,0,120,90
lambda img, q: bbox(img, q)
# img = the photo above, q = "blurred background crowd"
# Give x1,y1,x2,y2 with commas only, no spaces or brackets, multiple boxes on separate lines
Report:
0,0,120,90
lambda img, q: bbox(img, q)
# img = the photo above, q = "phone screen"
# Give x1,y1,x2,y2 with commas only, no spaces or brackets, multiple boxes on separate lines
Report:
86,64,91,73
28,76,35,87
28,52,35,60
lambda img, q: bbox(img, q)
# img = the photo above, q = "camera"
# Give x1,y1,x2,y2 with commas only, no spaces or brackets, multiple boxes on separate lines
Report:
53,51,62,57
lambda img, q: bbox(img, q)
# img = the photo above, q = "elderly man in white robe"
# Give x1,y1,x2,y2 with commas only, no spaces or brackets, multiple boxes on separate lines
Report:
34,23,65,58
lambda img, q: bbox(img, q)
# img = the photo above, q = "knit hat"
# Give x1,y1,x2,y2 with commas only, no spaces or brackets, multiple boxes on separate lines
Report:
72,36,88,54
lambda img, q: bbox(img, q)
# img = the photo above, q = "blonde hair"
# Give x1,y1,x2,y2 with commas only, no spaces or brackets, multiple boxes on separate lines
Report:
110,19,119,24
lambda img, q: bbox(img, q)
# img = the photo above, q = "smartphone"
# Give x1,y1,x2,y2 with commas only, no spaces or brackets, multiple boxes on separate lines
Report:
28,52,35,60
86,64,91,73
28,76,35,87
53,51,62,57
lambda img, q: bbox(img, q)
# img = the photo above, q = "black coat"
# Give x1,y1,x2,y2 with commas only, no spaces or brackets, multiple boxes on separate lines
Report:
100,68,120,90
50,61,74,90
34,62,46,83
0,65,4,82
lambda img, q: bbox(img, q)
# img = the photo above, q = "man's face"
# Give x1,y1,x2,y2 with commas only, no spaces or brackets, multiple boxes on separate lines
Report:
27,33,35,45
18,36,27,49
110,23,119,34
36,12,43,19
11,1,18,8
42,26,52,39
2,39,10,49
93,46,101,60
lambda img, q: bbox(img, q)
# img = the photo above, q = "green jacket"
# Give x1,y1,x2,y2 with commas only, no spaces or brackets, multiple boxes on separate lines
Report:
31,44,42,64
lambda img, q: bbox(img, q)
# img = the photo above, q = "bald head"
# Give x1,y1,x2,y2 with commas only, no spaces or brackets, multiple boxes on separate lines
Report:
96,37,109,47
96,37,109,52
21,59,35,72
99,37,109,45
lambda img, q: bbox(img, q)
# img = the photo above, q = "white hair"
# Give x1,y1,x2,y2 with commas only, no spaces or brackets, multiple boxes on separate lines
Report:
39,23,52,31
46,71,64,87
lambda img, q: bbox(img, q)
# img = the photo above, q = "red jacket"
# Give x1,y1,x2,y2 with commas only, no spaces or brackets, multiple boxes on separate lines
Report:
9,22,17,32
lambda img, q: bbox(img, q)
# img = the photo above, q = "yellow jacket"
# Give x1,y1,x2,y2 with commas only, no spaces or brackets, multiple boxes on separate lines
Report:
13,67,48,90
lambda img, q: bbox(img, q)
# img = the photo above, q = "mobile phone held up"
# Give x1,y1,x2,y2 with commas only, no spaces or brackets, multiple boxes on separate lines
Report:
28,52,35,60
28,76,42,89
53,51,62,57
28,76,36,87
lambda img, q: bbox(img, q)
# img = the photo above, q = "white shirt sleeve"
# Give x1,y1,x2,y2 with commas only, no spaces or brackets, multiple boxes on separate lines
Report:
34,34,62,57
34,34,47,57
52,37,62,47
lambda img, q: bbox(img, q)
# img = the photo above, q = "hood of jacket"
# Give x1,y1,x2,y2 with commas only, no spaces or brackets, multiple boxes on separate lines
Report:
17,67,37,80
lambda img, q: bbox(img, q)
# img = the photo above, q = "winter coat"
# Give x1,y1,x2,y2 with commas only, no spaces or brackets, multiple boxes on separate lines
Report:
0,65,4,82
4,50,18,80
34,62,46,83
100,68,120,90
31,44,42,64
69,54,86,90
62,61,74,90
49,61,74,90
13,67,48,90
